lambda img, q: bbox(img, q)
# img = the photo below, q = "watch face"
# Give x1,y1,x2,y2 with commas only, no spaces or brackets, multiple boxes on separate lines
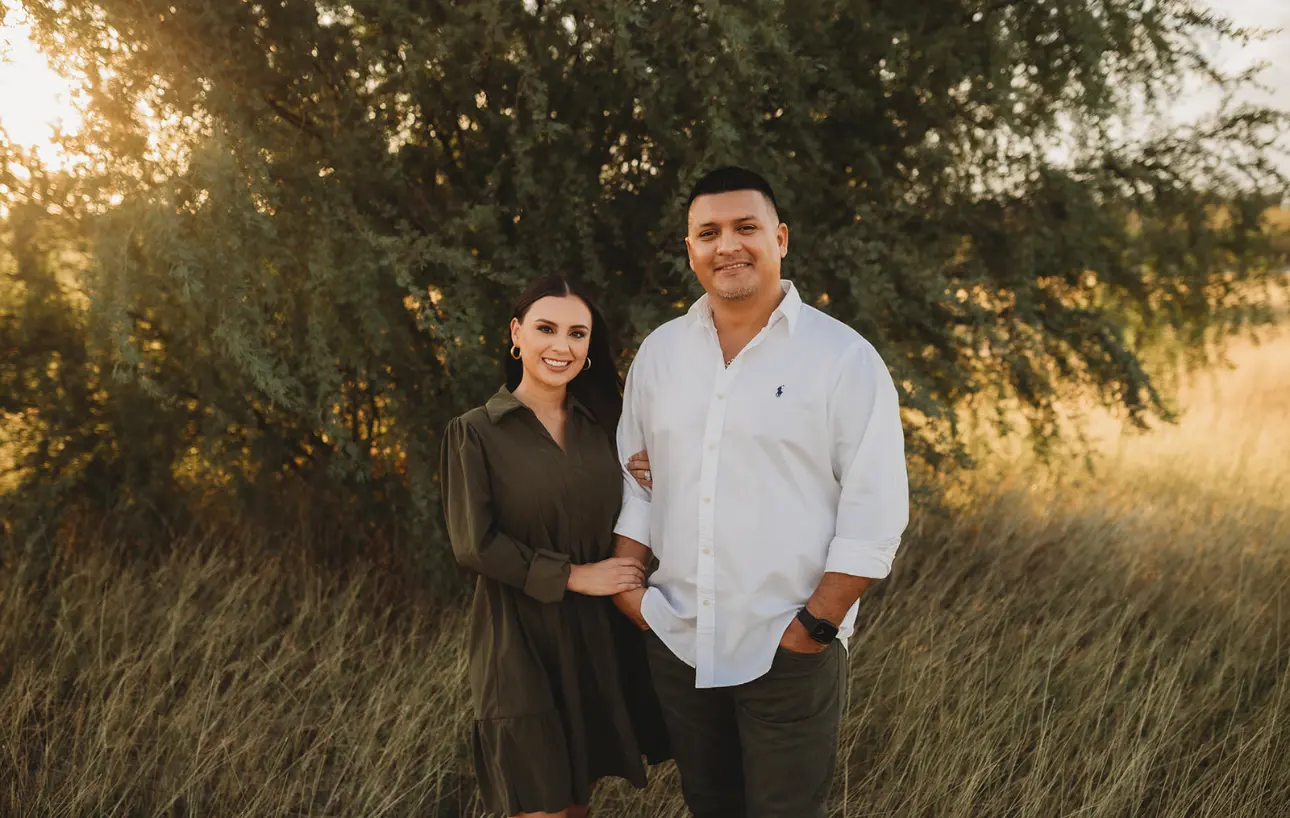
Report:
811,621,838,642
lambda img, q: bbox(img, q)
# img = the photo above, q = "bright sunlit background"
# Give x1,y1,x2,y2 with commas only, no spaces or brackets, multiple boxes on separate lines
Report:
0,1,84,170
0,0,1287,173
1169,1,1290,146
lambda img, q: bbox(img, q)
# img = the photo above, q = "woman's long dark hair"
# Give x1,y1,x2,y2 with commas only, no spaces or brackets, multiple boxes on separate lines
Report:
505,276,623,442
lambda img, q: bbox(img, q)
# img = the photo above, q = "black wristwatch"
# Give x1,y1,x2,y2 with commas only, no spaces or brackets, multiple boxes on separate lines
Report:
796,607,839,645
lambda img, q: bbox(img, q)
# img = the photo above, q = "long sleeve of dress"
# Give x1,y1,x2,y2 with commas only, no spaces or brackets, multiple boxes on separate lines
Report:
440,416,571,603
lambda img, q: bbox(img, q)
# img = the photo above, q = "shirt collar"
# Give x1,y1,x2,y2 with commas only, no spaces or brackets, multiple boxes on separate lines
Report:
484,386,598,424
687,279,803,336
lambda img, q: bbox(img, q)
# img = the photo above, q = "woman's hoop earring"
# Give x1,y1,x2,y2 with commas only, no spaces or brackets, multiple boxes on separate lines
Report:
583,357,591,371
510,346,521,360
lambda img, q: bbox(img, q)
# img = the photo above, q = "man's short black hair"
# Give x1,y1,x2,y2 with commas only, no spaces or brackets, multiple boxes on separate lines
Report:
686,166,780,219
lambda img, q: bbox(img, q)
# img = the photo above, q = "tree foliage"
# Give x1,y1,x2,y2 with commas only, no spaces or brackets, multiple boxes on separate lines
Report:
2,0,1287,556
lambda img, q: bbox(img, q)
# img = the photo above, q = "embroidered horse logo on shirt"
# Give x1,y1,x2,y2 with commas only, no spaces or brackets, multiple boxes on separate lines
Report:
775,385,784,397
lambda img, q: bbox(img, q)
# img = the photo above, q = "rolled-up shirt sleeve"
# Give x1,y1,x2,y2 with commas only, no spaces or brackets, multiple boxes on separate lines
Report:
613,342,653,548
439,417,571,603
823,339,910,579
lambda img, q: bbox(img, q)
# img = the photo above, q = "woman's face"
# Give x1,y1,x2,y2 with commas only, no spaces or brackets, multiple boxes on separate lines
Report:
510,295,594,391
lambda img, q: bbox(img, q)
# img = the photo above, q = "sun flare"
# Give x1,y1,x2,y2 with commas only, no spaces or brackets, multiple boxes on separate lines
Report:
0,2,83,170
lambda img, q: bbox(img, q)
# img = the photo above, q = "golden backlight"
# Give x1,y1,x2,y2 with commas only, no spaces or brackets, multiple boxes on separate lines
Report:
0,2,83,171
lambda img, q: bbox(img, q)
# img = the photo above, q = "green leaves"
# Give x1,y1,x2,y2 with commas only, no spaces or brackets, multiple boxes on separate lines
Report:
2,0,1286,547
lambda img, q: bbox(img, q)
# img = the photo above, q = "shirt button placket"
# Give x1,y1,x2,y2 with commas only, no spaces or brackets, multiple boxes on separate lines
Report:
695,362,732,688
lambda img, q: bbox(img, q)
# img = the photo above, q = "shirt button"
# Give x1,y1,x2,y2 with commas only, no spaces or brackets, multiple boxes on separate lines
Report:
707,443,716,451
703,497,712,504
702,548,712,555
703,599,711,607
715,392,724,399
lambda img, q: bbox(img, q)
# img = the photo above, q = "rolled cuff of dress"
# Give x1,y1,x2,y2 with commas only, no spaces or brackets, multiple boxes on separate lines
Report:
524,549,573,603
823,536,901,579
613,494,652,549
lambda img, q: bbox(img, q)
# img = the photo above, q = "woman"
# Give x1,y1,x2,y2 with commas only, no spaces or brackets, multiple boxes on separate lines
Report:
439,276,667,818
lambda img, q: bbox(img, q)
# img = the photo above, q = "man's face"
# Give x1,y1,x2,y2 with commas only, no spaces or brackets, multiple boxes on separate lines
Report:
685,189,789,302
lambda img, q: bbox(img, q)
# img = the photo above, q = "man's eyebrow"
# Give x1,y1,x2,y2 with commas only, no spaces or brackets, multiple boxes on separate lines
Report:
694,215,759,229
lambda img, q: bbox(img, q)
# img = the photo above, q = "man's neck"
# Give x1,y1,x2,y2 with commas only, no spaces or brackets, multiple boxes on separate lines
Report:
710,282,786,337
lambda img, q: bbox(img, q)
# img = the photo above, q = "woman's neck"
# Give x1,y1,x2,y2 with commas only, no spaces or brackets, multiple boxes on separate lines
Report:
512,377,567,416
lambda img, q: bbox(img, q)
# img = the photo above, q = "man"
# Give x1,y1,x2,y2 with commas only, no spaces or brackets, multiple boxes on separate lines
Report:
612,166,909,818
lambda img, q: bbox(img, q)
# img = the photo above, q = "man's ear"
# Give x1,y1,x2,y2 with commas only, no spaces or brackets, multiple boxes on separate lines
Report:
778,223,789,259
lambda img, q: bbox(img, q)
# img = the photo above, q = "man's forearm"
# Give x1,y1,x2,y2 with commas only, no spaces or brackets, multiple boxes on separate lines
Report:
805,572,872,624
613,534,652,565
612,535,653,628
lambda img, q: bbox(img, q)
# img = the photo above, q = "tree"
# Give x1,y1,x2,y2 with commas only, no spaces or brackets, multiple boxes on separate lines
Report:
4,0,1287,556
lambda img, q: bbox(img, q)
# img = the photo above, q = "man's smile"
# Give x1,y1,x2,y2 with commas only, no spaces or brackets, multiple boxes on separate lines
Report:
714,261,753,274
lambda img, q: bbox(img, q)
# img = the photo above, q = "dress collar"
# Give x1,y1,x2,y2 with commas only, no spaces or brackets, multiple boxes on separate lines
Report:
484,386,598,425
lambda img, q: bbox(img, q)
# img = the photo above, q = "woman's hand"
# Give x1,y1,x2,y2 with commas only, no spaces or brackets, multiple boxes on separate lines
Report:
627,449,652,490
568,557,646,596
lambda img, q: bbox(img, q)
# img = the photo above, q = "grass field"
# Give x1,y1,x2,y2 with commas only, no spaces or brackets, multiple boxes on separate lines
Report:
1,332,1287,817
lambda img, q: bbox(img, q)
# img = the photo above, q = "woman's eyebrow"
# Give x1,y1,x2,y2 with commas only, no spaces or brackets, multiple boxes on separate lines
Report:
532,317,590,332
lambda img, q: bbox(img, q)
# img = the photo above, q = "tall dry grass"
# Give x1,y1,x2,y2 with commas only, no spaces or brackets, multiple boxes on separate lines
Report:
1,334,1287,817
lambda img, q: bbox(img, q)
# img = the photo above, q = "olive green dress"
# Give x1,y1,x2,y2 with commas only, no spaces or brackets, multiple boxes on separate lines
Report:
439,387,668,816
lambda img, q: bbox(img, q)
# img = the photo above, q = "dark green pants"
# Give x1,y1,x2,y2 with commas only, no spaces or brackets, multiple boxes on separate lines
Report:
645,633,847,818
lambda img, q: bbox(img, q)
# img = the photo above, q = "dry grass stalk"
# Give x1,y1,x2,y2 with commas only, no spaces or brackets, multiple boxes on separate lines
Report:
1,334,1287,817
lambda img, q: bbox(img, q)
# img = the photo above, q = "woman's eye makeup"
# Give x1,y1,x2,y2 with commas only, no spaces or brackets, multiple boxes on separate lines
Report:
532,322,587,339
530,320,588,339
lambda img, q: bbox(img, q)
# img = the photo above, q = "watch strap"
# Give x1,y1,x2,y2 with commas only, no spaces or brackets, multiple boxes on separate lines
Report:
796,607,839,644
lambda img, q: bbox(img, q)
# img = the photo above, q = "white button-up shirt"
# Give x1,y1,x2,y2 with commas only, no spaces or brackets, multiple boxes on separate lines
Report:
614,280,909,688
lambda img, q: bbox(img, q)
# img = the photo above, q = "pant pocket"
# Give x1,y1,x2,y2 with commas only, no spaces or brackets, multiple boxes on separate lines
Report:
772,643,834,672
